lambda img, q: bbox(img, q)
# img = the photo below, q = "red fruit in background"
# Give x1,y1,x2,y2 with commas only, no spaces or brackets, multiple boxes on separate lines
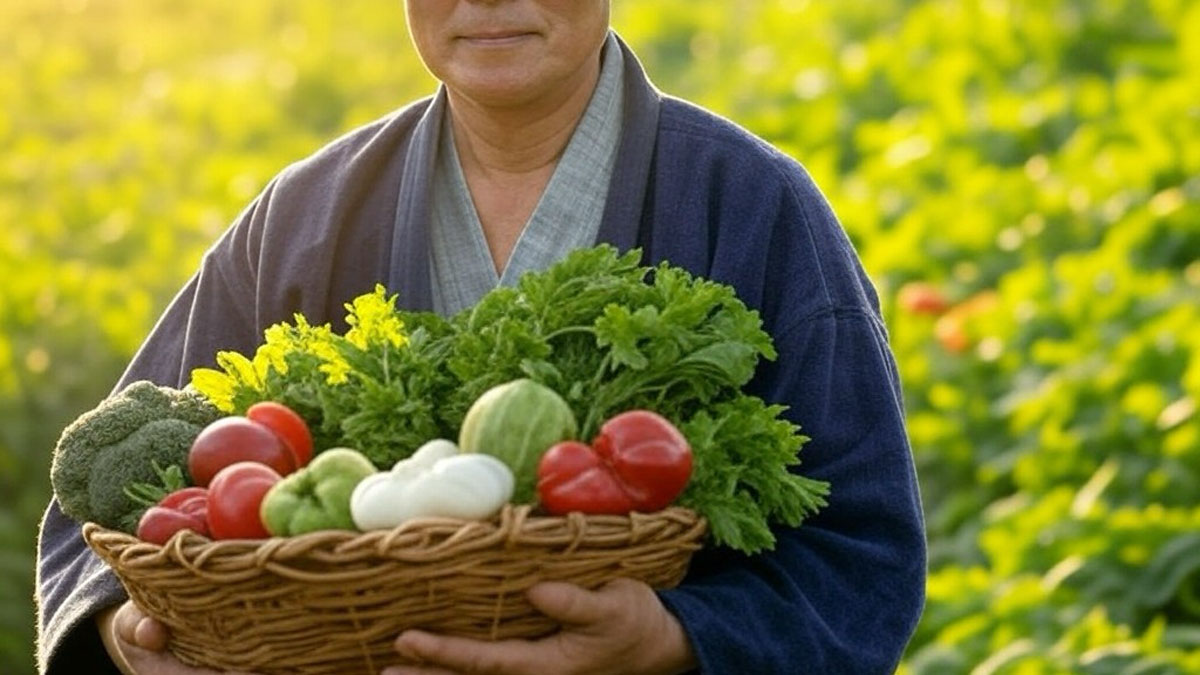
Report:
188,416,296,487
934,315,970,354
934,290,1000,355
246,401,314,468
898,282,950,316
206,461,281,540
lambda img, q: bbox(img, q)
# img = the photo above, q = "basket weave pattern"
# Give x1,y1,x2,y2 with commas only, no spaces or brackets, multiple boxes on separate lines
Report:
83,505,706,674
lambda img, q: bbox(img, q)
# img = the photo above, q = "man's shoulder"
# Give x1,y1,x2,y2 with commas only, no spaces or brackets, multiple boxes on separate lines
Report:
657,97,800,178
276,96,434,186
205,96,436,287
654,96,829,218
650,97,875,323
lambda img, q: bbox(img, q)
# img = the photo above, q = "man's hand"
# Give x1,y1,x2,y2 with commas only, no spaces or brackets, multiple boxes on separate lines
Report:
382,578,697,675
96,601,261,675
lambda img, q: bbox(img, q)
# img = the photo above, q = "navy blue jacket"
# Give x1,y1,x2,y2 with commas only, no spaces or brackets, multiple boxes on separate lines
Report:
37,36,925,674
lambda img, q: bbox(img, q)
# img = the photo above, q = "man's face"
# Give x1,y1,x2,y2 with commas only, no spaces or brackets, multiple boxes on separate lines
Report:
405,0,611,108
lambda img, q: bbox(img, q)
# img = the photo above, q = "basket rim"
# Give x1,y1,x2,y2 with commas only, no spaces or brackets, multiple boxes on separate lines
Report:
82,504,707,573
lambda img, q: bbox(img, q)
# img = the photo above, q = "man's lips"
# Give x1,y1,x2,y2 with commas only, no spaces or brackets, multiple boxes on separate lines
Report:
457,30,538,45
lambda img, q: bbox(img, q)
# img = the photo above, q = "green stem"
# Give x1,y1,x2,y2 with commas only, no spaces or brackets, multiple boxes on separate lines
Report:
581,353,616,438
381,345,391,387
545,326,596,342
123,460,186,507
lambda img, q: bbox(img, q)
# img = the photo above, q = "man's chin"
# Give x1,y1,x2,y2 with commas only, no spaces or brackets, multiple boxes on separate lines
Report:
446,71,557,111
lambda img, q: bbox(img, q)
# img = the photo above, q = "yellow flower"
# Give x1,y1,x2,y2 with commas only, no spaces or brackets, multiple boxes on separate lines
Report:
345,285,408,351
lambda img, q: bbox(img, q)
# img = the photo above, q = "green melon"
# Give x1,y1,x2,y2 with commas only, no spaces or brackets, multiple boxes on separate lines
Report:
458,379,578,503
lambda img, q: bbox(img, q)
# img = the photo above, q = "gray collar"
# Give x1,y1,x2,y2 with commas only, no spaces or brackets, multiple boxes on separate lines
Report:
429,31,626,316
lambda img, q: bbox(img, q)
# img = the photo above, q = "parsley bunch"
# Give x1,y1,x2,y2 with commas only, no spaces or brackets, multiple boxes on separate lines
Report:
444,246,828,552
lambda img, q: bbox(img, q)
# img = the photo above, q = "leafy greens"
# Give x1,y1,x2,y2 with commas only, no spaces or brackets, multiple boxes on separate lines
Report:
192,245,829,553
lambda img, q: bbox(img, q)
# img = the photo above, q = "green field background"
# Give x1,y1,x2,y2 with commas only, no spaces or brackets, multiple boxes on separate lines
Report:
3,1,1199,673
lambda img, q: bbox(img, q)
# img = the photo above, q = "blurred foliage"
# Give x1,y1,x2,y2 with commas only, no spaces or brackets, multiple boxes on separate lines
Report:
3,0,1199,673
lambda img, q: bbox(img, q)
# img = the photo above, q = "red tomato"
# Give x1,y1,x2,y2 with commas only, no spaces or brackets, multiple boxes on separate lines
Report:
206,462,281,540
188,416,296,487
136,487,210,545
246,401,314,468
137,507,208,545
159,487,208,510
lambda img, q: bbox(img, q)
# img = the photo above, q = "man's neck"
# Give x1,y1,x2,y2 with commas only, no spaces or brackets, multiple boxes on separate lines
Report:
446,57,602,182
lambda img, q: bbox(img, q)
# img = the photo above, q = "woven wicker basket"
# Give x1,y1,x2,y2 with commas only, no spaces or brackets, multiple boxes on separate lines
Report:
83,504,706,674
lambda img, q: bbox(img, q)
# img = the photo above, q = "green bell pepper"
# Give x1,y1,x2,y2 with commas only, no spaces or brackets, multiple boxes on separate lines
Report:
259,448,377,536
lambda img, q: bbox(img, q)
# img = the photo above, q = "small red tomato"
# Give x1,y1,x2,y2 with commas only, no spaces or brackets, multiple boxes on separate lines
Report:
159,486,209,510
246,401,314,468
188,416,296,487
136,487,210,545
137,507,208,545
206,462,281,540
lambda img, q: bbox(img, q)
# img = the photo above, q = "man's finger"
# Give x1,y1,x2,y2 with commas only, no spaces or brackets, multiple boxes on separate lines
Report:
132,615,170,651
527,580,627,626
113,602,144,644
393,630,542,675
380,664,461,675
112,601,170,652
526,582,603,625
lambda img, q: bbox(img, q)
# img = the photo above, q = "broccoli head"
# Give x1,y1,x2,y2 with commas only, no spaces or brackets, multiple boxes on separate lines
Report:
51,381,221,532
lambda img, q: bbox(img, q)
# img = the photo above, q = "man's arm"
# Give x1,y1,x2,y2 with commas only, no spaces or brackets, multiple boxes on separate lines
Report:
658,309,927,674
36,498,126,674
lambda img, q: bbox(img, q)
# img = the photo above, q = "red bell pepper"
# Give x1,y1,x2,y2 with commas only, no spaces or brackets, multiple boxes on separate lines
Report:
537,410,692,515
536,441,635,515
136,486,210,544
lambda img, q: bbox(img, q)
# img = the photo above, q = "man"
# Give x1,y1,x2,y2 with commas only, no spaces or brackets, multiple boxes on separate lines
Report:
38,2,926,673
